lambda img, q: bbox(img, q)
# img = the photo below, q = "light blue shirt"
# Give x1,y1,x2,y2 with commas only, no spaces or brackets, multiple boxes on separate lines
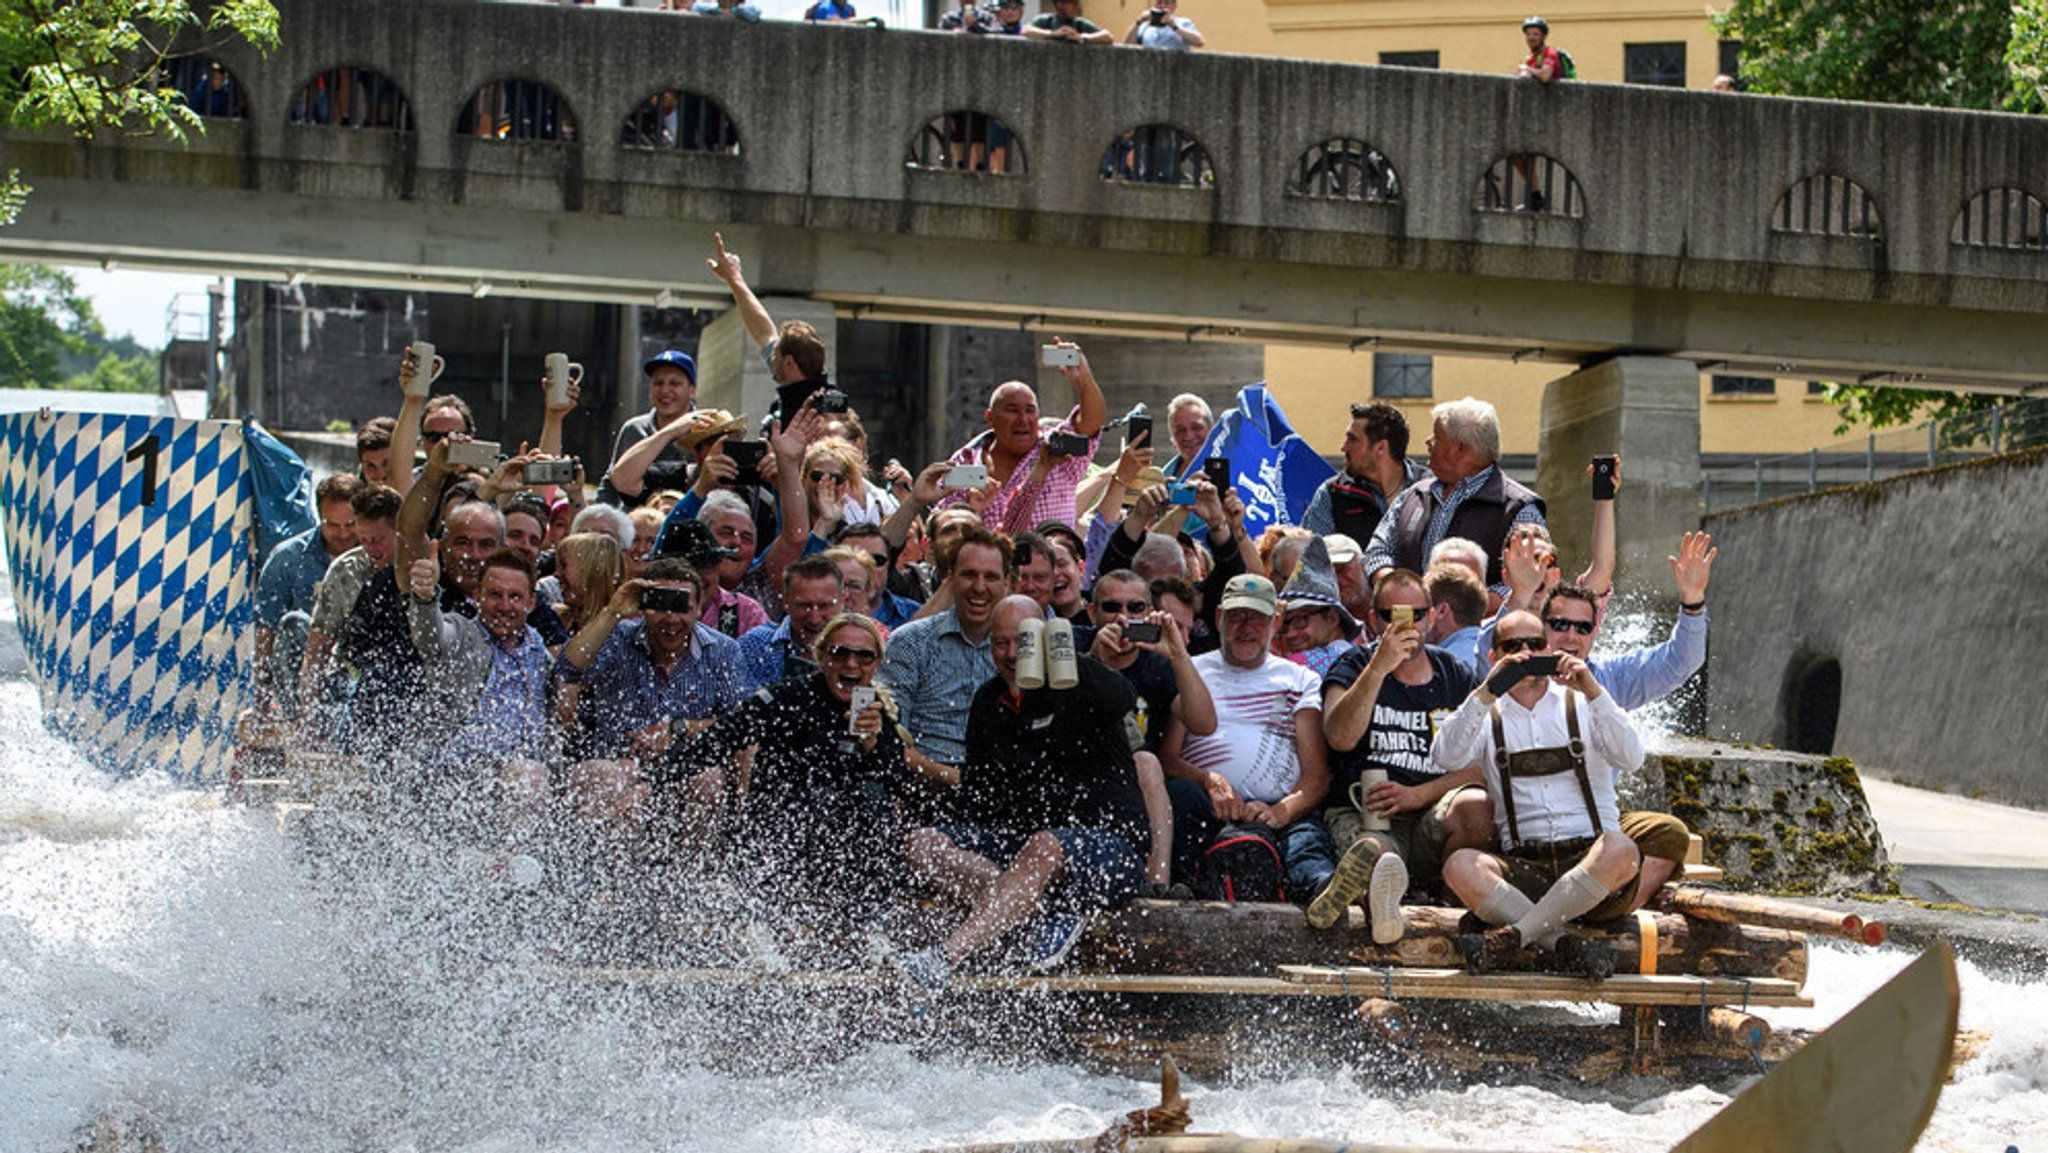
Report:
254,526,338,628
876,608,994,766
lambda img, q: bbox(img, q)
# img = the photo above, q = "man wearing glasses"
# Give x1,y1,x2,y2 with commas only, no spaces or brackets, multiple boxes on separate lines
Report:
1309,568,1481,937
737,555,846,690
1431,610,1644,976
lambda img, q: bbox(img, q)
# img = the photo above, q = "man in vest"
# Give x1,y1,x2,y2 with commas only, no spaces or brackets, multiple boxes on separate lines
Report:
1302,402,1420,545
1430,610,1643,977
1362,396,1546,595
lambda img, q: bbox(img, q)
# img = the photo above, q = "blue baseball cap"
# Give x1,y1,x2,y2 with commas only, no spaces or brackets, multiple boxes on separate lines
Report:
642,349,697,382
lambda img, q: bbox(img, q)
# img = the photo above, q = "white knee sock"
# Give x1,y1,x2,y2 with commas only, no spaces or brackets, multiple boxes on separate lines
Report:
1513,866,1609,948
1474,880,1535,927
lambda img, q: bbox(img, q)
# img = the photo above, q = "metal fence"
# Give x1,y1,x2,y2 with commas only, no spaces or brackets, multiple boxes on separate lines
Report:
1701,397,2048,513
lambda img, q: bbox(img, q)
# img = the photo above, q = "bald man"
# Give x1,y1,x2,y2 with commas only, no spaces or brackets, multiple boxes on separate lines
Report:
896,595,1147,990
941,340,1107,534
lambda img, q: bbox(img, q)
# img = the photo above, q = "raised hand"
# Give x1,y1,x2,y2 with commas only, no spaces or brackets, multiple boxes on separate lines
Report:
1670,530,1717,604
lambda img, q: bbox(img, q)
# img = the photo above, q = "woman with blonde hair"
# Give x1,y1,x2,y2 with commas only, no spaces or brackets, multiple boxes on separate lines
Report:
800,436,869,542
550,531,624,634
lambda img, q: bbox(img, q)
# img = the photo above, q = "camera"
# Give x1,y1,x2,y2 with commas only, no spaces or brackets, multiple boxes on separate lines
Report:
1123,620,1161,644
1040,345,1081,368
1388,605,1415,628
1013,540,1035,568
1591,454,1618,501
445,439,501,470
1148,7,1169,24
848,685,877,735
813,388,851,414
1203,457,1231,490
640,586,694,614
1125,412,1153,449
721,440,767,478
1167,482,1197,507
941,463,988,490
1044,430,1092,459
522,459,577,486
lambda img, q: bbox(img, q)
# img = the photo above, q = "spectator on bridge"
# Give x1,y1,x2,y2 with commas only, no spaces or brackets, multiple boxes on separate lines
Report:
1024,0,1112,43
1302,402,1422,545
598,351,699,506
1712,74,1738,92
942,339,1106,533
989,0,1027,34
1362,396,1547,596
690,0,762,18
804,0,859,22
254,473,363,714
1123,0,1203,50
938,0,997,32
1516,16,1565,83
186,59,244,119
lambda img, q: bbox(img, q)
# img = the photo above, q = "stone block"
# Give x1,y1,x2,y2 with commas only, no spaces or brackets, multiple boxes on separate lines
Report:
1624,738,1893,896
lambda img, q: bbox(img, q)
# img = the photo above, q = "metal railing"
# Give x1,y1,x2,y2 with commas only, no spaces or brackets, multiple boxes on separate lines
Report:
1701,397,2048,513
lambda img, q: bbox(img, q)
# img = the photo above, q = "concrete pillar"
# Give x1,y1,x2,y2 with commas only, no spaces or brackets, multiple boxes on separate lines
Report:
694,296,835,428
1536,356,1702,600
609,303,645,440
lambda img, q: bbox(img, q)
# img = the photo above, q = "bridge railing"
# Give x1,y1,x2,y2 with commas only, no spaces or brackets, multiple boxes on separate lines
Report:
1701,397,2048,512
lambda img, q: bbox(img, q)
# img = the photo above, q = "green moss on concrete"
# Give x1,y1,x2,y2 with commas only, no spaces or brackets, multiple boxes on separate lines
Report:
1805,798,1836,825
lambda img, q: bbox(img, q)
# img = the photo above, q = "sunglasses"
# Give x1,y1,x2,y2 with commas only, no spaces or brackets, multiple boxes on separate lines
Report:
421,430,451,444
1097,599,1151,615
1497,636,1546,654
1546,616,1596,636
825,644,880,666
1373,605,1424,622
809,470,845,484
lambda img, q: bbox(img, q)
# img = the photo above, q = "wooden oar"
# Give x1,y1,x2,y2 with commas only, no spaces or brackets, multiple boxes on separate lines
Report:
1669,940,1958,1153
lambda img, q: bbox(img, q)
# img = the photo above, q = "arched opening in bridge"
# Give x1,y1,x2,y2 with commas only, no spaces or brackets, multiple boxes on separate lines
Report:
167,56,247,120
907,112,1023,175
1289,138,1399,202
621,90,740,153
1951,187,2048,251
1101,125,1211,189
291,68,414,131
458,81,576,142
1477,154,1582,216
1773,174,1881,239
1783,654,1842,756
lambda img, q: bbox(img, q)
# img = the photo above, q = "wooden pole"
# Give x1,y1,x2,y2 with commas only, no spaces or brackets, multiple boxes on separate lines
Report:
1653,884,1887,946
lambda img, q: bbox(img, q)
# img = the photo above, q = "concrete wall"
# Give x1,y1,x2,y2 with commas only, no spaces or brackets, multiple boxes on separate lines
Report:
1703,447,2048,807
4,0,2047,392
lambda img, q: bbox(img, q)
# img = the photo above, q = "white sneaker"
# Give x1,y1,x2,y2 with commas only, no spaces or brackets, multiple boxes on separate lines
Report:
1368,853,1409,946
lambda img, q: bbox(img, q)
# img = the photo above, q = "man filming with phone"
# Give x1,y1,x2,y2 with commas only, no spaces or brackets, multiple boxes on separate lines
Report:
941,338,1106,534
1122,0,1203,50
1431,610,1645,977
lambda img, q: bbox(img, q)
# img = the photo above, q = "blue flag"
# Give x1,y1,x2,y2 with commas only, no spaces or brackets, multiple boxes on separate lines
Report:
1193,384,1335,539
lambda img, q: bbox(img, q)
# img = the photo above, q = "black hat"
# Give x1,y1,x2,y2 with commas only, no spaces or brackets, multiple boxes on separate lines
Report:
655,517,736,569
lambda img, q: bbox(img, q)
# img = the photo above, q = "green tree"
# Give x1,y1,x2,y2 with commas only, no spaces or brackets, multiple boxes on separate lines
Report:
1715,0,2046,441
0,262,94,388
1,1,280,226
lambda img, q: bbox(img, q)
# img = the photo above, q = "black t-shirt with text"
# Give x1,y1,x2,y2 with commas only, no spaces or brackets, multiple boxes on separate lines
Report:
1322,643,1479,793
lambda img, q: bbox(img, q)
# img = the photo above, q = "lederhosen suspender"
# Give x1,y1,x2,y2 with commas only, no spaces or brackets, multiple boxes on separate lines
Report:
1489,691,1602,850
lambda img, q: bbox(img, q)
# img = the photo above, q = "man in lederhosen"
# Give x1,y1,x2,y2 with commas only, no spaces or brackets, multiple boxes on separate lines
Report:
1429,609,1642,977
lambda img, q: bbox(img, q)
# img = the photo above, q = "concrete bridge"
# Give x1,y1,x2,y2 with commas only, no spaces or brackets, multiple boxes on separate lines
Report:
4,0,2047,397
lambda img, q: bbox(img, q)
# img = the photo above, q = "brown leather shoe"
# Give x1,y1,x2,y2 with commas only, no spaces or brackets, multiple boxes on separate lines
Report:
1458,925,1522,973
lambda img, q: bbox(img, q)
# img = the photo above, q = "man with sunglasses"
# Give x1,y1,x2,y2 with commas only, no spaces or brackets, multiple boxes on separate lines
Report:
1309,568,1483,935
1432,610,1645,976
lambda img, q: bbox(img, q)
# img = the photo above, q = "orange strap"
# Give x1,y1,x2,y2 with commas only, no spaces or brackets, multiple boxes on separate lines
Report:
1634,909,1658,975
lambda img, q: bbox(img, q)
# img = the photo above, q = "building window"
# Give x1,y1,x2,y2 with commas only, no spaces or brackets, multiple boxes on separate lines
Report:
1807,380,1828,395
1711,374,1775,396
1624,42,1687,87
1718,40,1743,87
1380,51,1439,69
1373,353,1433,399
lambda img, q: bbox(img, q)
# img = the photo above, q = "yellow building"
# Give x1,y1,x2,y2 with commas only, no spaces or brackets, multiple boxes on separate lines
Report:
1085,0,1846,459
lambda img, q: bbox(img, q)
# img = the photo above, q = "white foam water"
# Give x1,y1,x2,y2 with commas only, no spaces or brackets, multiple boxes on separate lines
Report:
4,684,2047,1152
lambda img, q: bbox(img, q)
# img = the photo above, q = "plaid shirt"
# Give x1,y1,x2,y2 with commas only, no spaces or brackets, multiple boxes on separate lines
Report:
942,407,1099,533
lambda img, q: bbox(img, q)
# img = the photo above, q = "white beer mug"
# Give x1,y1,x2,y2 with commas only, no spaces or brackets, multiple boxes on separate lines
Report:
1349,768,1392,833
1015,617,1047,690
544,352,584,407
406,340,446,397
1045,617,1079,690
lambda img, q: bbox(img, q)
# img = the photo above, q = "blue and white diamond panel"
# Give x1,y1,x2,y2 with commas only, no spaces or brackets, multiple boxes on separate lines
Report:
1,410,252,781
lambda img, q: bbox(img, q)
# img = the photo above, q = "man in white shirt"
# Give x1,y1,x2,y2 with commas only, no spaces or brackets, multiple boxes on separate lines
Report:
1160,573,1339,900
1430,610,1643,976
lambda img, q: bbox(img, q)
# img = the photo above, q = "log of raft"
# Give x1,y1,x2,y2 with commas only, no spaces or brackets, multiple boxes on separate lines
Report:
1078,901,1807,986
1653,884,1888,946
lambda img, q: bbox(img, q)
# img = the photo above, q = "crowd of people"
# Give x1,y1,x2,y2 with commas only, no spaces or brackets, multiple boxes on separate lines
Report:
255,230,1717,989
541,0,1205,48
